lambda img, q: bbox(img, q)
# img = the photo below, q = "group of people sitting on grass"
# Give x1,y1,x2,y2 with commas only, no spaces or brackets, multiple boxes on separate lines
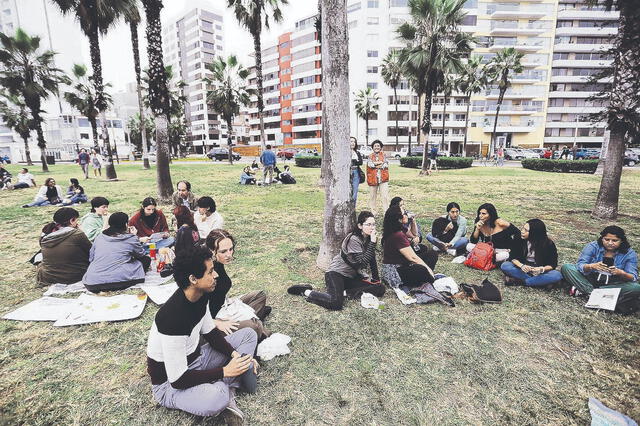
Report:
19,176,89,207
240,164,296,185
288,201,639,314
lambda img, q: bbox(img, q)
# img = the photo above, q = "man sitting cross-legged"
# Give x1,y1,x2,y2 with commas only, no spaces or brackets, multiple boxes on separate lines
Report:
146,245,258,423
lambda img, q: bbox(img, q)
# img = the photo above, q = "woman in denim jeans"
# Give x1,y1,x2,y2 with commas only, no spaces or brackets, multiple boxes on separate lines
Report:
350,137,363,203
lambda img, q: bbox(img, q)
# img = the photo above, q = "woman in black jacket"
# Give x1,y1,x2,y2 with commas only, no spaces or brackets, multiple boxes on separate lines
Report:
350,137,364,203
500,219,563,287
287,210,385,310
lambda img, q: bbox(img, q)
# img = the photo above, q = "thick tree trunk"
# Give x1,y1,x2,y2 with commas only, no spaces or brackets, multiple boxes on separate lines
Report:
462,94,471,156
155,114,173,199
130,20,150,170
316,0,354,270
592,125,625,219
420,89,433,174
23,136,33,165
253,25,267,152
393,87,399,151
594,131,609,176
32,111,48,172
490,88,505,159
89,117,99,151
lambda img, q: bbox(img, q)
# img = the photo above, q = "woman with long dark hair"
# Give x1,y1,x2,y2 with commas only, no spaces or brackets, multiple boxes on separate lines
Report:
389,196,438,269
500,219,562,287
466,203,520,262
22,177,64,208
128,197,174,250
562,225,639,313
37,207,91,285
83,212,151,292
173,206,200,255
288,211,385,310
350,137,363,202
63,178,88,205
381,205,435,289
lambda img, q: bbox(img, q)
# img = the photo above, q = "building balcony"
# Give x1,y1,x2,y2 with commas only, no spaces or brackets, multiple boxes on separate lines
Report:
489,24,548,36
292,137,321,145
290,53,321,68
430,120,467,128
552,59,612,68
292,96,322,106
482,106,540,115
485,90,541,100
555,27,617,37
291,82,322,93
545,121,606,129
544,136,604,144
482,122,537,133
553,43,614,53
546,106,604,114
556,9,619,20
430,104,469,112
292,124,321,132
488,43,544,52
547,91,598,98
488,10,547,19
292,110,322,120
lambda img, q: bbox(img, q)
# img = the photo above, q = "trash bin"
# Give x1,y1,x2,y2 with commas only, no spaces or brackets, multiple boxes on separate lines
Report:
46,155,55,165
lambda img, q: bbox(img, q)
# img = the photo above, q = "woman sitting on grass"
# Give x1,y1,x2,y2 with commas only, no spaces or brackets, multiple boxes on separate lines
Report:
63,178,88,205
500,219,562,287
287,211,385,310
239,166,256,185
22,178,64,208
467,203,520,262
128,197,174,250
380,205,435,289
426,202,469,256
37,207,92,285
389,197,437,270
83,212,150,293
80,197,110,242
206,229,271,340
173,206,200,255
561,225,639,313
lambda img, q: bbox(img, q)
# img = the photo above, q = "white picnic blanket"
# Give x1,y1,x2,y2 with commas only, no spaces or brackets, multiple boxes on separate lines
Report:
43,270,174,296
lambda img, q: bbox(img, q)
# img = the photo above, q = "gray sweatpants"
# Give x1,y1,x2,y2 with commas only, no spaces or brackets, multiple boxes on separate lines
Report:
151,327,257,417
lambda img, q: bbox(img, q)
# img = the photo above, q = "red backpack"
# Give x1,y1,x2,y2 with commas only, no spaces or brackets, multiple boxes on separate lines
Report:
464,242,496,271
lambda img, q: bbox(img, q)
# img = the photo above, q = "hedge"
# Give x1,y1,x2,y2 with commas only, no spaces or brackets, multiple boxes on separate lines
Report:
400,156,473,169
294,156,321,168
521,158,598,174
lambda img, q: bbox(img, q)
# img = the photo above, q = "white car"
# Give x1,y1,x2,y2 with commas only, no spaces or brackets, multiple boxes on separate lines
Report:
519,149,540,159
358,146,373,157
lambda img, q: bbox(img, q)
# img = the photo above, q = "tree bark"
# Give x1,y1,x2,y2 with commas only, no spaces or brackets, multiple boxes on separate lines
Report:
252,18,267,152
490,88,506,159
23,136,33,165
227,118,234,165
316,0,354,270
130,19,150,170
33,115,48,172
594,131,609,176
364,115,369,146
592,125,625,219
462,93,471,156
420,87,433,174
89,116,99,151
393,86,399,151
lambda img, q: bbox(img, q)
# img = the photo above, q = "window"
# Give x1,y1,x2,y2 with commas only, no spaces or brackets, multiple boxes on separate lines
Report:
367,66,378,73
367,17,379,25
281,94,292,101
280,41,290,48
367,50,378,57
367,0,379,7
367,128,378,136
347,2,361,13
367,82,378,89
390,0,408,6
461,15,477,26
280,55,291,62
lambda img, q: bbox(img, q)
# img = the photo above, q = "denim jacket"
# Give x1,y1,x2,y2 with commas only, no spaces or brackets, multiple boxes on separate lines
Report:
576,241,638,281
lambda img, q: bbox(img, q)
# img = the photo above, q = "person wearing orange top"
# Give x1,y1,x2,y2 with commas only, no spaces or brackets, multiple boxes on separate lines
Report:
366,140,390,215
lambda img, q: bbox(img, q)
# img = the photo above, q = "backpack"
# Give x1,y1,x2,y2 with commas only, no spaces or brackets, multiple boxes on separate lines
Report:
460,279,502,304
464,241,496,271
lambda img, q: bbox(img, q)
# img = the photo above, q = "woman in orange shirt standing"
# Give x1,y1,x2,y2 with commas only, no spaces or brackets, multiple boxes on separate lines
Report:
366,140,390,215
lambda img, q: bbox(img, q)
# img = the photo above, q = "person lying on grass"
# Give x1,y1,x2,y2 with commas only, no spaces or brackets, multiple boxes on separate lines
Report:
500,219,562,288
206,229,272,340
381,205,436,289
467,202,520,263
288,211,385,310
561,225,640,313
146,245,259,423
389,196,438,270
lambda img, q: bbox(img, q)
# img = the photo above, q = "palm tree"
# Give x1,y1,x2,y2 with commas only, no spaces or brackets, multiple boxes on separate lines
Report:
0,29,68,172
381,51,403,151
141,0,173,199
203,55,254,165
456,55,485,156
50,0,133,180
397,0,473,174
354,87,380,146
127,112,154,153
590,0,640,219
124,1,150,169
227,0,288,152
316,0,353,269
63,64,113,151
484,47,523,158
0,94,34,165
439,73,455,151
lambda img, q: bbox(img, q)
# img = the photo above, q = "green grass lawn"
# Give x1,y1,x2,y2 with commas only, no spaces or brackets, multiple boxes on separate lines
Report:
0,162,639,425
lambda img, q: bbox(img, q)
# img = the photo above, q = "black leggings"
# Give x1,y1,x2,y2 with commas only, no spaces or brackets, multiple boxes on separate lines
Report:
306,271,386,310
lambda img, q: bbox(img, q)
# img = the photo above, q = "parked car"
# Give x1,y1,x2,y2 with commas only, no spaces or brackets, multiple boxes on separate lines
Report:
358,146,373,157
504,148,523,160
294,148,320,158
519,149,540,159
277,148,297,159
207,148,241,161
624,150,638,166
530,148,552,159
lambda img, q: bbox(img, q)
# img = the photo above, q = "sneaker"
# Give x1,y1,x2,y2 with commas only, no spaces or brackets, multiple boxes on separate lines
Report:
569,286,584,297
224,389,244,426
446,249,457,256
503,275,524,286
287,284,312,296
433,241,447,252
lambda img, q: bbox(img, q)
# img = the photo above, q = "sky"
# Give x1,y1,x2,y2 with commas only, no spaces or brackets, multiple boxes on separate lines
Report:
98,0,317,92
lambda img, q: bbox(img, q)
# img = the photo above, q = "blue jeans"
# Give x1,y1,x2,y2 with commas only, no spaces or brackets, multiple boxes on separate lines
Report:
26,199,52,207
501,261,563,287
69,194,88,204
426,233,468,251
144,236,175,254
351,168,359,202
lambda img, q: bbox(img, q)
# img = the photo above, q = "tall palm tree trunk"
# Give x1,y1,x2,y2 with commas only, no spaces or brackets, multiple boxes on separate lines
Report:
89,117,99,150
490,88,505,159
22,136,33,165
592,125,625,219
393,86,399,151
252,28,267,152
87,29,116,179
462,92,471,156
28,104,48,172
130,19,150,170
364,116,369,146
227,118,234,165
441,93,448,150
420,86,434,174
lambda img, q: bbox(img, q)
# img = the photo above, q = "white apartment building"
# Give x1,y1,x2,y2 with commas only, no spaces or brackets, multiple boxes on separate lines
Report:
162,5,226,154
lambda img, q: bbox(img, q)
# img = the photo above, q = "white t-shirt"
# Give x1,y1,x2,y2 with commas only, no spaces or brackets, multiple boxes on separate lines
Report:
194,211,224,239
17,173,34,186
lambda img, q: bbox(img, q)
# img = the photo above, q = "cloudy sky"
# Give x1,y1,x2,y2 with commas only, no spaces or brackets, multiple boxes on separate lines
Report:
98,0,317,92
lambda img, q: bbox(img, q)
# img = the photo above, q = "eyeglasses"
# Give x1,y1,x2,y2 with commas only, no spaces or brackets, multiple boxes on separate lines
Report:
362,223,375,227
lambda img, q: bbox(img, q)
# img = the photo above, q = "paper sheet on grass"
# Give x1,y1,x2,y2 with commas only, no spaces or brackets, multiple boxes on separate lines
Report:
393,287,416,305
2,297,78,321
43,270,173,296
585,288,620,311
141,282,178,305
53,293,147,326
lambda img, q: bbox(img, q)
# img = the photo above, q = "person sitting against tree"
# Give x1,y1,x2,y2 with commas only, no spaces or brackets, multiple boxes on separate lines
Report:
22,178,64,208
80,197,110,242
129,197,174,250
500,219,562,288
389,197,438,270
287,211,385,310
561,225,639,313
171,180,198,210
83,212,151,293
366,140,390,216
193,196,224,239
63,178,89,205
206,229,272,339
240,166,256,185
466,203,520,263
145,245,259,423
37,207,92,285
11,168,36,189
426,202,469,256
173,206,201,255
381,205,436,289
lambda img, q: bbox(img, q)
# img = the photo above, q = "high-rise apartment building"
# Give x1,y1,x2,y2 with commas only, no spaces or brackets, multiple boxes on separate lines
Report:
162,5,226,154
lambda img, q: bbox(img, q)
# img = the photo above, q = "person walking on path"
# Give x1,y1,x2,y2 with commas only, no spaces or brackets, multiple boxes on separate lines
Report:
428,145,439,173
260,145,277,185
78,149,90,179
497,146,505,167
366,140,390,215
91,149,103,177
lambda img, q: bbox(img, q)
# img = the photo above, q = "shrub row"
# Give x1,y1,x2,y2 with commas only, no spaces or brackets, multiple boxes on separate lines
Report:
294,156,322,168
400,156,473,169
521,158,598,174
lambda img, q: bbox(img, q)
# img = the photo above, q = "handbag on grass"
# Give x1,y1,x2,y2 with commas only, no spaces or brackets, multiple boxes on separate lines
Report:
464,241,497,271
460,279,502,304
